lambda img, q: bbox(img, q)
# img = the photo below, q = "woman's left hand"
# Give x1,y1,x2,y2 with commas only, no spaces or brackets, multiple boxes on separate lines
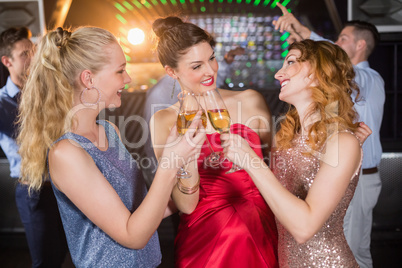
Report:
220,133,259,170
355,122,372,145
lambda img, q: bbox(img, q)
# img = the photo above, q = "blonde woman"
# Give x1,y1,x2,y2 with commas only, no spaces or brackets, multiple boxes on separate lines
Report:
17,26,205,267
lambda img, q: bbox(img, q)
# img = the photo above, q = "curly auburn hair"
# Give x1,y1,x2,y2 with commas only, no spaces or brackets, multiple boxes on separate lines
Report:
275,40,360,152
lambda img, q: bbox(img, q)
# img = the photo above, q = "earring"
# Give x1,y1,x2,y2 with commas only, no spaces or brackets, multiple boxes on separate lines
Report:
171,79,176,99
80,86,101,106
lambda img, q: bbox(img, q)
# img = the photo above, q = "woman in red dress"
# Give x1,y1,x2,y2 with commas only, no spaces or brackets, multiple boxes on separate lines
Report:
150,16,278,267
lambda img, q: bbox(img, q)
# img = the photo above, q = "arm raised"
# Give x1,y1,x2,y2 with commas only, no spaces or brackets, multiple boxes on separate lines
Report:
222,131,361,243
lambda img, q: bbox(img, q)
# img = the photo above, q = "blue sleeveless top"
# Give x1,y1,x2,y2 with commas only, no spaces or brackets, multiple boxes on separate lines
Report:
50,120,161,268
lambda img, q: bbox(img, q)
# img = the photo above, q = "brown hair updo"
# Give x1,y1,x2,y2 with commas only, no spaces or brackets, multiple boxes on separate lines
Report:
152,16,215,68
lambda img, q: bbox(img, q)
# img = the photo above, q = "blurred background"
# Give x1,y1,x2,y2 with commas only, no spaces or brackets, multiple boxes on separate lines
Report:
0,0,401,267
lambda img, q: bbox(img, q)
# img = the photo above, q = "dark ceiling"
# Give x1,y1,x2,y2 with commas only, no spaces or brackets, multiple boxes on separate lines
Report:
42,0,346,40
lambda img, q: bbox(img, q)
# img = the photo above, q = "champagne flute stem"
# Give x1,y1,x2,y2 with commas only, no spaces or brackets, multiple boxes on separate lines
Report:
224,130,243,174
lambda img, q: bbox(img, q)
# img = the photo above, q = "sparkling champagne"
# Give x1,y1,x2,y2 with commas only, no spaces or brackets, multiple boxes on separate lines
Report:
207,109,231,133
177,110,207,135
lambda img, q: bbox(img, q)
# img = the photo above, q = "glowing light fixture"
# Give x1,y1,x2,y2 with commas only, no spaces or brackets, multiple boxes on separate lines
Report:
116,14,127,24
281,41,289,49
270,0,280,8
280,32,290,41
263,0,270,6
128,28,145,45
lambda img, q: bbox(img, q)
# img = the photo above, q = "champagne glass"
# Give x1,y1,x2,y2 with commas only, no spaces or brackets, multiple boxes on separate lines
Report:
203,88,242,174
176,91,207,178
191,94,224,168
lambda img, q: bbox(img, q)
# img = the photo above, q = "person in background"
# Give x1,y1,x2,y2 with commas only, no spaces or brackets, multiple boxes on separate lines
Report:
273,4,385,267
222,39,364,267
0,55,10,87
17,26,205,267
0,26,68,267
151,16,278,268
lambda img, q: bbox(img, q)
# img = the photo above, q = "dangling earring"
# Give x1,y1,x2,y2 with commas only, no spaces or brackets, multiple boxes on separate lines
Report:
171,79,176,99
80,86,101,106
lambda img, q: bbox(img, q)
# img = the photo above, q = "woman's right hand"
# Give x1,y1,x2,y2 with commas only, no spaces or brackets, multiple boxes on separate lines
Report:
160,111,206,171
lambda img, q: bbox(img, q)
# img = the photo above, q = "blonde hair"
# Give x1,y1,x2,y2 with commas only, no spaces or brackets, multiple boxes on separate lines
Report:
17,27,117,191
276,40,359,152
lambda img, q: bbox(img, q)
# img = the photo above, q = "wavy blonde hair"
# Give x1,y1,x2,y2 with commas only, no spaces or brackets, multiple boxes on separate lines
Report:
275,40,359,152
17,27,117,191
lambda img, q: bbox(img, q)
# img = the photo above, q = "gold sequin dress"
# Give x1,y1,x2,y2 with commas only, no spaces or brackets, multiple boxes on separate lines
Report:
272,133,361,268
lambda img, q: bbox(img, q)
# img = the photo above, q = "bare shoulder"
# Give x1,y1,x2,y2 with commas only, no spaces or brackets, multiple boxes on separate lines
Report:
329,131,361,150
221,88,267,108
49,139,89,163
322,131,361,168
220,88,263,101
151,105,178,131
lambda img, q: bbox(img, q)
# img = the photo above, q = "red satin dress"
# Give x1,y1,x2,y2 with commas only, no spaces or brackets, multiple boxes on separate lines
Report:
174,124,278,268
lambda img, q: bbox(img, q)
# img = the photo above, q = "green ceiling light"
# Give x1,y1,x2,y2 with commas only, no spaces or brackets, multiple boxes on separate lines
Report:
189,0,195,2
218,0,223,2
122,1,134,10
237,0,242,3
209,0,214,3
199,0,205,3
280,32,290,41
114,2,127,13
150,78,158,85
281,50,289,58
121,37,131,45
151,0,158,5
281,41,289,49
119,27,128,35
262,0,270,7
143,1,152,8
282,0,291,6
253,0,261,6
131,0,143,9
246,0,251,4
246,62,252,68
170,0,178,5
180,0,186,4
125,54,132,62
116,14,127,24
200,6,206,11
160,0,167,4
228,0,233,4
270,0,280,8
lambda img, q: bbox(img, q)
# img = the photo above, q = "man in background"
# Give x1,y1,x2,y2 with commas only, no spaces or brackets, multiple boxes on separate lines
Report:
273,4,385,267
0,27,68,267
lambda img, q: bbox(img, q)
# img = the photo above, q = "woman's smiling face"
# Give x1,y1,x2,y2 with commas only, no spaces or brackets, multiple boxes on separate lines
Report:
274,48,316,106
172,41,219,95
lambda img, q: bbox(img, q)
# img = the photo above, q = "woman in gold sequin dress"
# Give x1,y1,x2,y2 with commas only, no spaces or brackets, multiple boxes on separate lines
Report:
222,40,369,267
